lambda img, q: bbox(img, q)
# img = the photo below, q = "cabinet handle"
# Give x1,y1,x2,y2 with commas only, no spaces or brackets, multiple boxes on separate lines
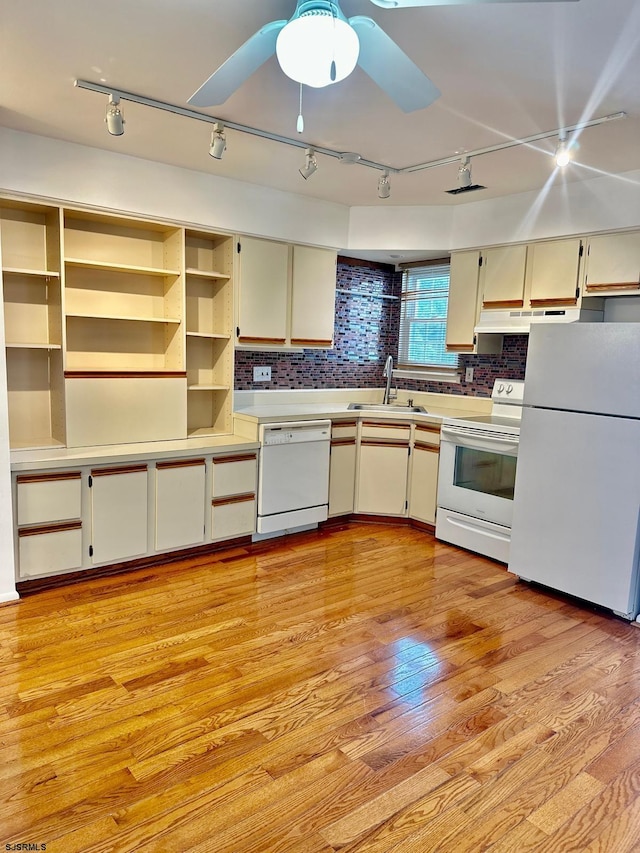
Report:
331,438,356,447
65,371,187,379
415,424,441,435
414,442,440,453
19,520,82,537
361,440,409,449
446,344,475,352
290,338,333,347
482,299,524,309
156,458,206,470
91,464,148,477
530,298,578,307
212,493,255,507
17,471,81,484
213,453,257,465
585,282,640,292
237,336,286,345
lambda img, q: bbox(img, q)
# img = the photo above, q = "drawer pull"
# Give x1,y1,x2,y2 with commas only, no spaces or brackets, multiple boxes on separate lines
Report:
19,520,82,537
156,458,206,470
212,493,255,507
17,471,81,484
91,464,148,477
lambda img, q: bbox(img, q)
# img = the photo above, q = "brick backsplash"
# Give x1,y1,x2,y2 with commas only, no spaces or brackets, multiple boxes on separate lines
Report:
234,256,527,397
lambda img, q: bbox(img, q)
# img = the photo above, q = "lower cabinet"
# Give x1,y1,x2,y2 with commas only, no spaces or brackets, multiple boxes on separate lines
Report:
356,422,411,516
328,420,357,516
211,452,257,541
90,464,149,564
155,458,206,551
15,472,83,578
408,424,441,525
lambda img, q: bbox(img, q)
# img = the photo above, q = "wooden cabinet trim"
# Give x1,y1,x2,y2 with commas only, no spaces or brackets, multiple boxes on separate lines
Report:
17,472,81,484
91,464,148,477
415,424,441,435
446,344,475,352
65,371,187,379
212,453,258,465
156,458,206,470
414,442,440,453
238,336,286,345
212,492,255,507
585,282,640,292
290,338,333,347
361,421,411,430
19,520,82,537
529,297,578,307
331,438,356,447
361,440,410,449
482,299,524,309
332,420,357,429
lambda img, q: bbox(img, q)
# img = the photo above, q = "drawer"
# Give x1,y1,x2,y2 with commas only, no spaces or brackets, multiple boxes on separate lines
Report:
413,423,441,448
212,453,258,498
18,522,83,579
360,421,411,443
211,494,256,542
16,472,82,526
331,419,358,441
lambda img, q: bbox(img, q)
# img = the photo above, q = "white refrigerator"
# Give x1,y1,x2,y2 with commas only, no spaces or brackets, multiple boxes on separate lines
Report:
509,323,640,620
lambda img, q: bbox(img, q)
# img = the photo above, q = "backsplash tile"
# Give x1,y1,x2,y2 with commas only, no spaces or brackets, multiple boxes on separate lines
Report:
234,256,528,396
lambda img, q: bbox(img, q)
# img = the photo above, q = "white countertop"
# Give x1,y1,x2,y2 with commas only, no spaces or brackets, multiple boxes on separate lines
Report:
233,402,481,425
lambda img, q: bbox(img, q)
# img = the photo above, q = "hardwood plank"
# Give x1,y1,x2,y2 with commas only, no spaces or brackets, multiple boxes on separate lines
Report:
2,521,640,852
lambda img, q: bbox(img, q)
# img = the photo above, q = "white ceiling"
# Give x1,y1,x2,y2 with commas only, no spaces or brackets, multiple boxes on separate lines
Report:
1,0,639,213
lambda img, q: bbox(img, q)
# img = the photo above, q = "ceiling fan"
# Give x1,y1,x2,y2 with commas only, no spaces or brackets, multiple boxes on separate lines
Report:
188,0,579,114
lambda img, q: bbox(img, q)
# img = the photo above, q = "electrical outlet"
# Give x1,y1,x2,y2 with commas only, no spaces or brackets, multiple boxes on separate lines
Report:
465,367,474,383
253,366,271,382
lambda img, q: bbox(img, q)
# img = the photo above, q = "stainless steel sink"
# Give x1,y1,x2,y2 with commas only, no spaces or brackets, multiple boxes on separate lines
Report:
347,403,427,413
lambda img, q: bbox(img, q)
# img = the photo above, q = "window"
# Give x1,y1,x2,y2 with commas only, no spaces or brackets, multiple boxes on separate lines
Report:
398,260,458,371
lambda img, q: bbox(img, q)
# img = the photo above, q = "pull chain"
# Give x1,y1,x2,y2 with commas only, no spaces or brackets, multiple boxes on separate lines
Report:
297,83,304,134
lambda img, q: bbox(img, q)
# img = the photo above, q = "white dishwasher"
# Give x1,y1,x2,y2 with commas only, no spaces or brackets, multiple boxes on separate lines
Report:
257,420,331,536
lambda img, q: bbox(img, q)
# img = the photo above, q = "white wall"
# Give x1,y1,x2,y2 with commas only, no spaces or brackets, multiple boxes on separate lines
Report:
348,169,640,252
0,127,351,249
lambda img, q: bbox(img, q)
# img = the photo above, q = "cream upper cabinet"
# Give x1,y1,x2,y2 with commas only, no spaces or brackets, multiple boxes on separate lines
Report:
237,236,289,345
481,245,527,308
583,232,640,296
446,250,481,352
290,246,337,346
526,238,582,307
236,236,337,349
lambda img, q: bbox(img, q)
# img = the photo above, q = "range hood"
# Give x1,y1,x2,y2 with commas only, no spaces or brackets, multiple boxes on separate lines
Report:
475,305,604,335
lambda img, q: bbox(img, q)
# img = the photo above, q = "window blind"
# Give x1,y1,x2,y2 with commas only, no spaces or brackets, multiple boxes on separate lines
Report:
398,262,458,370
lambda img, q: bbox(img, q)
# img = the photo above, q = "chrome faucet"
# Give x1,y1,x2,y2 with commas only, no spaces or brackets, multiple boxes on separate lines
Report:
382,355,396,405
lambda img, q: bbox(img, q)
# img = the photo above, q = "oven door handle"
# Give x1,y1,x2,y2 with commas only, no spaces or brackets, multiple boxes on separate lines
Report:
441,427,519,455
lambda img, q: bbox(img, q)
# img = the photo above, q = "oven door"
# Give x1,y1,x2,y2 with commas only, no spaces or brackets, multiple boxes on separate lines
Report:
438,426,519,528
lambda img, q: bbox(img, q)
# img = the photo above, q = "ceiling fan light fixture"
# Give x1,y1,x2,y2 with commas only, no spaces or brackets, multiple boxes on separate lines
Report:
554,135,572,168
209,122,226,159
276,8,360,89
378,171,391,199
458,156,472,188
299,147,318,180
105,95,125,136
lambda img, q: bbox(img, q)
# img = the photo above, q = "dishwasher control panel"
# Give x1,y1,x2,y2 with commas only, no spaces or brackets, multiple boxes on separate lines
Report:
260,420,331,446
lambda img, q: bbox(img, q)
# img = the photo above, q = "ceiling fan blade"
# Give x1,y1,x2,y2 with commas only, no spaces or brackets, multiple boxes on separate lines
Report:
349,16,441,112
188,19,287,107
369,1,579,7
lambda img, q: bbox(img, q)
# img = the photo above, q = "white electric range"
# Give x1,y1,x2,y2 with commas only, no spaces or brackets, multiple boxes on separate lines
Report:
435,378,524,563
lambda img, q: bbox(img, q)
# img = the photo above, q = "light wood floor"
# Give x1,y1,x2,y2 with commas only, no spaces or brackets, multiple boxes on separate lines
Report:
2,522,640,852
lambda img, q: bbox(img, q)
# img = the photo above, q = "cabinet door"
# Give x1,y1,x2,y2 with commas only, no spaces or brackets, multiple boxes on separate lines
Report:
584,232,640,295
409,444,440,525
329,440,356,516
356,442,409,516
446,250,480,352
237,237,289,345
528,238,581,307
481,245,527,308
90,465,148,564
155,459,206,551
290,246,337,347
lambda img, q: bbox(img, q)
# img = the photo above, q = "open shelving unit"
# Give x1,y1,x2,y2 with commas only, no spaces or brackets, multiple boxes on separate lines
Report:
185,229,234,437
0,199,236,449
0,201,65,448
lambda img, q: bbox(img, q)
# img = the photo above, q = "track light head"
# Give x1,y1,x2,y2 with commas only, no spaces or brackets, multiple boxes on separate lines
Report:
554,135,572,168
105,95,124,136
377,171,391,199
458,156,472,188
299,147,317,180
209,122,226,160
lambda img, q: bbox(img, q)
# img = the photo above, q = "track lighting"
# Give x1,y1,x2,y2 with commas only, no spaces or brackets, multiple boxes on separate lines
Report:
299,148,318,180
209,122,226,159
458,156,472,189
377,171,391,199
105,95,124,136
554,135,571,168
